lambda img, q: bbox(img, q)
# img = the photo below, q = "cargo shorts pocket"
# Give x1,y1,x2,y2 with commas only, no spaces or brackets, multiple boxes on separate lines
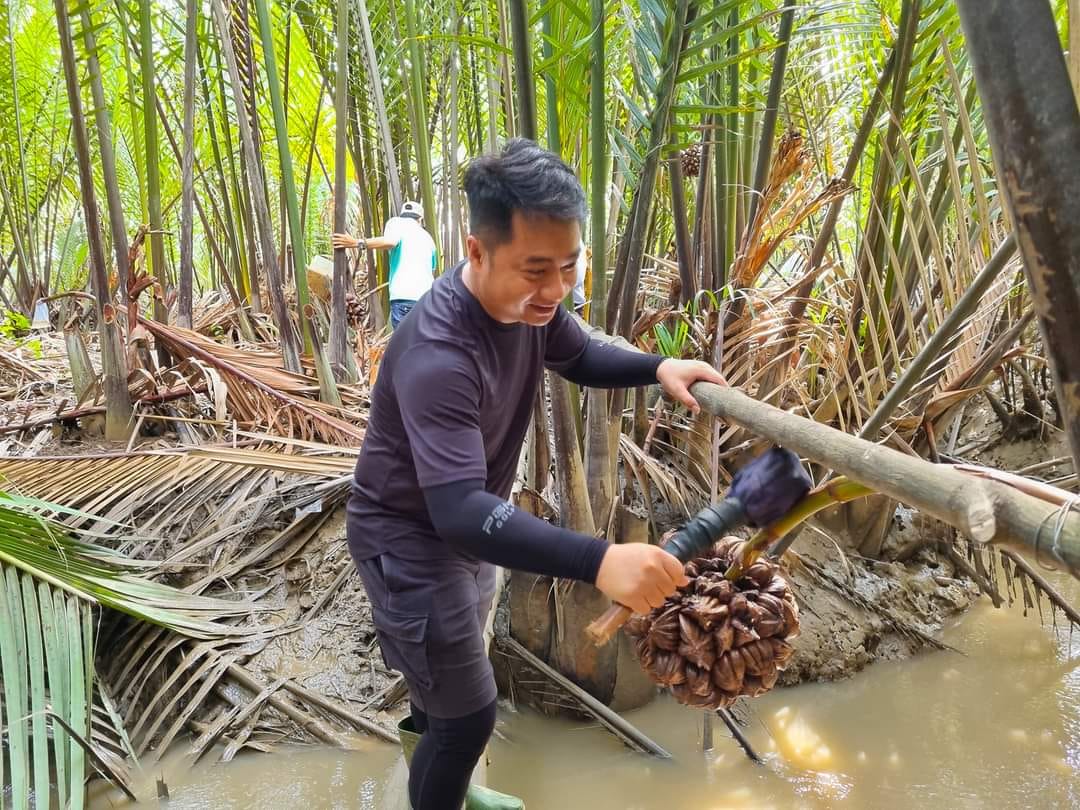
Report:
371,604,434,691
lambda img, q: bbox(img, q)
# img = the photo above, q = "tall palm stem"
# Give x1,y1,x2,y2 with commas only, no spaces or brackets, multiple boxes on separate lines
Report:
53,0,131,442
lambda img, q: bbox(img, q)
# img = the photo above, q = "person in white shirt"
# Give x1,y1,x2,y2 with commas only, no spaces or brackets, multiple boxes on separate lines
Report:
333,201,438,328
571,240,587,317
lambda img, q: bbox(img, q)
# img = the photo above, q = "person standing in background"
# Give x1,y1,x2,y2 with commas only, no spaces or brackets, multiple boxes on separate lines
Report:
333,200,437,329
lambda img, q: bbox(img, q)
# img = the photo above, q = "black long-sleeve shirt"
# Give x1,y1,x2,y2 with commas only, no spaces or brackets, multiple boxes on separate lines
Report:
347,261,664,582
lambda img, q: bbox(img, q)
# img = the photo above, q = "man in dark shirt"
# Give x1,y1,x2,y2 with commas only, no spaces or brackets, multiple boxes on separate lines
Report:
347,139,726,809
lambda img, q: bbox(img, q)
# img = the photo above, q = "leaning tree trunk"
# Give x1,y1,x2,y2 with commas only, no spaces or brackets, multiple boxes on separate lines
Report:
954,0,1080,480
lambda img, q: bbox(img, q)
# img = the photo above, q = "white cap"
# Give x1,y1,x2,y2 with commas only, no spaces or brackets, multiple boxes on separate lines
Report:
400,200,423,219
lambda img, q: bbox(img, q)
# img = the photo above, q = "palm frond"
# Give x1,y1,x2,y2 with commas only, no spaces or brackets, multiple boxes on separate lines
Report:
0,490,263,806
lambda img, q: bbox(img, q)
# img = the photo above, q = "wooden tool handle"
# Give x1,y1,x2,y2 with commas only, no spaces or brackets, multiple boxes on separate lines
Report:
586,603,633,646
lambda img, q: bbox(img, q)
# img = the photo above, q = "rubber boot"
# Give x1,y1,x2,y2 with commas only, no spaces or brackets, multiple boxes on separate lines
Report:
396,717,525,809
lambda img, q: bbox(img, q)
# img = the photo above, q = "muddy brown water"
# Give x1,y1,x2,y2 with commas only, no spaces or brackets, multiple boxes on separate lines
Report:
94,573,1080,810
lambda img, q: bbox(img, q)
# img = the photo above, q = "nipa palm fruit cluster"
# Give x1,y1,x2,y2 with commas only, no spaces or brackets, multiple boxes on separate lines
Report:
345,292,364,326
680,143,702,177
625,537,799,709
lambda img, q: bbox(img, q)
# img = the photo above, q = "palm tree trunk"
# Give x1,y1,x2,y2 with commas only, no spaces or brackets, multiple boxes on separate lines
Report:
355,0,403,211
955,0,1080,478
589,0,607,328
199,40,258,313
178,0,199,328
401,0,438,246
137,0,170,339
251,0,341,403
724,7,740,267
329,0,352,380
211,0,301,372
669,158,694,304
1070,0,1080,103
448,6,465,260
541,10,560,153
508,0,537,141
584,0,614,533
4,0,37,305
252,0,317,354
743,0,797,237
80,4,133,336
613,0,694,339
54,0,131,442
0,173,33,311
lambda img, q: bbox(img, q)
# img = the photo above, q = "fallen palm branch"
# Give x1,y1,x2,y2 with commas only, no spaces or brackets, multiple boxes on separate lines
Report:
135,313,366,445
998,547,1080,629
0,491,262,807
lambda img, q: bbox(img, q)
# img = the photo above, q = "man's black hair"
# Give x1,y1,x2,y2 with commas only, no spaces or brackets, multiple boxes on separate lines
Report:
463,138,587,245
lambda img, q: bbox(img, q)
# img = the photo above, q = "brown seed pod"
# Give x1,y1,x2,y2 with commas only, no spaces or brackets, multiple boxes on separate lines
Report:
686,663,713,697
625,613,652,637
760,662,779,690
701,578,734,602
650,605,682,651
652,651,686,686
713,620,735,654
732,618,760,647
754,592,786,618
678,613,716,670
729,593,749,619
625,536,801,709
712,644,745,691
771,638,795,668
755,613,786,639
635,636,655,670
685,595,728,630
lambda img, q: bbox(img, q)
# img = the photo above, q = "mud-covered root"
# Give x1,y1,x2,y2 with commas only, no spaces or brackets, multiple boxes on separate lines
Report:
625,537,799,709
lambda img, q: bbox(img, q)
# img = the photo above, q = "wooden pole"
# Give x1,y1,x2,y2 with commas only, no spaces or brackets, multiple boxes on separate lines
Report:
574,316,1080,578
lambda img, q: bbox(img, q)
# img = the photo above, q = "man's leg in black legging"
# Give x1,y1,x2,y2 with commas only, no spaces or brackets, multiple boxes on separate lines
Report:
407,699,497,810
410,701,429,734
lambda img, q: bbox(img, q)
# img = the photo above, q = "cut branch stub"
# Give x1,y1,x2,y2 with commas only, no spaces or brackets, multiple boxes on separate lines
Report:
625,537,799,710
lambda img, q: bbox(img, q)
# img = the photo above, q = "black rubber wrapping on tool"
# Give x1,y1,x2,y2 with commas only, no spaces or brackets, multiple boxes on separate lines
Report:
661,497,748,563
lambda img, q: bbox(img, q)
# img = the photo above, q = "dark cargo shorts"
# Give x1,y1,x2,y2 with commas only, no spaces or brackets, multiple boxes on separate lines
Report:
353,551,498,719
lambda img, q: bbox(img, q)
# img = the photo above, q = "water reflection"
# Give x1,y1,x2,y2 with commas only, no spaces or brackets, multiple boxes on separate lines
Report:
95,573,1080,809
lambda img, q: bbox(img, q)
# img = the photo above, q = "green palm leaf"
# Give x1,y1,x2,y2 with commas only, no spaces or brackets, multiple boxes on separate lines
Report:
0,491,259,807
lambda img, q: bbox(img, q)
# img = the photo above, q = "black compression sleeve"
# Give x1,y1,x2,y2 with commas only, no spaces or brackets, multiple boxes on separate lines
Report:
558,338,665,388
422,479,609,583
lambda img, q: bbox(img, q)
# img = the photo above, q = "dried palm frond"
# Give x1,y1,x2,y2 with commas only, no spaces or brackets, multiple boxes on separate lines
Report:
728,131,854,292
619,432,708,517
0,446,353,560
135,315,366,445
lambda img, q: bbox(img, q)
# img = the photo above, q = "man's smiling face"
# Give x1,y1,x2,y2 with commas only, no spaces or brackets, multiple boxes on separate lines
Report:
465,211,581,326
